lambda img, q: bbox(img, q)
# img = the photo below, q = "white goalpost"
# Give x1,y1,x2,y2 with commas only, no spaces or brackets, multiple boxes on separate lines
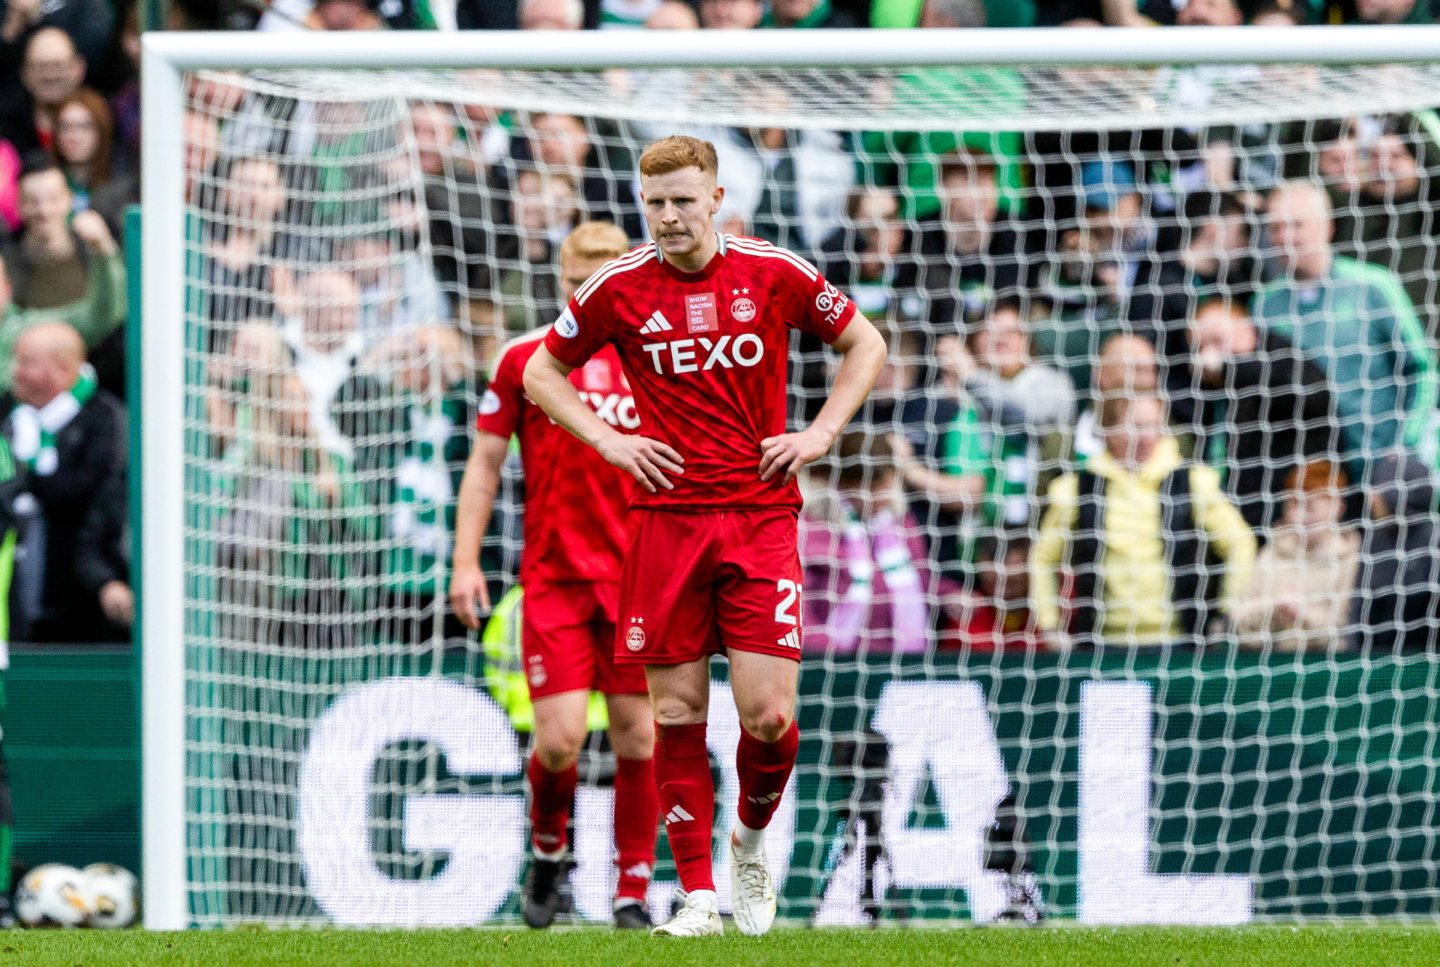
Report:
142,27,1440,930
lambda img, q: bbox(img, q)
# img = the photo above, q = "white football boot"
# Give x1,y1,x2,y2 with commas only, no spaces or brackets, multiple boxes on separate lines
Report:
728,840,777,936
651,888,723,937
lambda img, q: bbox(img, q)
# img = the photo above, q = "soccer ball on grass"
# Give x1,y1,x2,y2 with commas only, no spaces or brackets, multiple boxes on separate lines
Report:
82,863,139,929
15,864,91,928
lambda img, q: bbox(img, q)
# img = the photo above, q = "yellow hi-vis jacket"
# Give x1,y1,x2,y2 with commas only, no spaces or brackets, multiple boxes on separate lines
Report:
481,585,609,733
1032,436,1256,645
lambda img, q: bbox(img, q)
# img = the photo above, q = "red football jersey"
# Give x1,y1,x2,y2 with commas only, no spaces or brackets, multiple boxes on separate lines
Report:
476,330,637,584
543,234,857,510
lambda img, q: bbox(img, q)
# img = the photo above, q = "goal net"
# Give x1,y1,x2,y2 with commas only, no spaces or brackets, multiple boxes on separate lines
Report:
159,38,1440,927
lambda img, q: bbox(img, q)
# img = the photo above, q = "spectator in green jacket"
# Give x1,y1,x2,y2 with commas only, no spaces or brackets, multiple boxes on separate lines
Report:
1252,180,1439,474
3,156,121,310
334,323,471,646
0,245,125,394
944,301,1076,529
872,0,1036,29
1,155,128,394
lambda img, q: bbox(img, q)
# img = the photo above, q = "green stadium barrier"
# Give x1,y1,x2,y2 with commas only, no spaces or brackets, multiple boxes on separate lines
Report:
780,649,1440,922
13,641,1437,923
285,647,1440,925
5,646,140,877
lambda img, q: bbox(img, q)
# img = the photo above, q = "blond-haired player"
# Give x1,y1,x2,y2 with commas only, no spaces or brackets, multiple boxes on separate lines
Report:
451,221,659,930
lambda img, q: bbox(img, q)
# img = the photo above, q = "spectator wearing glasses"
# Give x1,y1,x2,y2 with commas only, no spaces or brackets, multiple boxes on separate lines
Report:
53,89,135,225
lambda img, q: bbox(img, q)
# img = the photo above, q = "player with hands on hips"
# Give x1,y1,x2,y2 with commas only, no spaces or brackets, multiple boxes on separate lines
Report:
524,136,885,937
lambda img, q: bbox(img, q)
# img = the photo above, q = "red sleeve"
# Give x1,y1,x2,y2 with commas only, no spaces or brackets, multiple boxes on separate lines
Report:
543,287,614,369
783,259,858,344
474,342,527,439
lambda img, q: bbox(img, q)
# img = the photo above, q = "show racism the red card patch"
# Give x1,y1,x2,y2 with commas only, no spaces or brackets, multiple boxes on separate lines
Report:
685,292,719,334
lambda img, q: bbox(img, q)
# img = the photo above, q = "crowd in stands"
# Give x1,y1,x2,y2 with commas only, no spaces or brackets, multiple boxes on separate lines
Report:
157,0,1440,33
1,0,1439,652
0,12,135,643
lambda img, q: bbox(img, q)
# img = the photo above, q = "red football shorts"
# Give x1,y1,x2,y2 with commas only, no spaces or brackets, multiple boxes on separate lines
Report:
615,508,804,666
522,581,649,699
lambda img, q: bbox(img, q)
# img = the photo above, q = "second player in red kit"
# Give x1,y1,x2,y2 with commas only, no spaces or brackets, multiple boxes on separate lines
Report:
451,222,659,932
525,136,885,938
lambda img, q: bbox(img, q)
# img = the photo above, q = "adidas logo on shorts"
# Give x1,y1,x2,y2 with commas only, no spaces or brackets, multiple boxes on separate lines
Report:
776,630,801,650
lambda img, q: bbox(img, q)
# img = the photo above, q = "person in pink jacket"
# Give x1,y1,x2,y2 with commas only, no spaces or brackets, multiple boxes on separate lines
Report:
800,430,953,655
0,139,19,233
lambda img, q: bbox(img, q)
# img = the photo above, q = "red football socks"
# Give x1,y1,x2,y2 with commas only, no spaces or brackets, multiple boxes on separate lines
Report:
735,720,799,833
527,753,577,856
653,722,716,893
613,755,659,902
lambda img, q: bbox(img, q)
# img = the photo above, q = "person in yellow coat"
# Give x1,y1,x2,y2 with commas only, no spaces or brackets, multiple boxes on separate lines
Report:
1032,394,1256,648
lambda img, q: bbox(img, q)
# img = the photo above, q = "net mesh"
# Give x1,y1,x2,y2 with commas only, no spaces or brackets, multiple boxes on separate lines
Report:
177,59,1440,927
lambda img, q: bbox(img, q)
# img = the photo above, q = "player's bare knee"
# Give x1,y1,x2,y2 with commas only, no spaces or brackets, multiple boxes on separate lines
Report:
533,722,586,771
652,694,705,726
535,742,578,771
609,719,655,759
741,707,791,743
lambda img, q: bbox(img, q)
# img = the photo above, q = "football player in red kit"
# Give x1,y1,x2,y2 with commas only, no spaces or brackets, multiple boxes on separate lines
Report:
451,221,659,931
524,136,885,937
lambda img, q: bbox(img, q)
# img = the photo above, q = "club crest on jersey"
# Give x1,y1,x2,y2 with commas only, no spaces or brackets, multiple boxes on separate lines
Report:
479,389,501,416
731,296,757,323
556,307,579,338
625,623,646,652
685,292,719,334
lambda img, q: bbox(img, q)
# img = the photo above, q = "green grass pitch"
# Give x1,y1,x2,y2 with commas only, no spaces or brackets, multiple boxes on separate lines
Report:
1,926,1437,967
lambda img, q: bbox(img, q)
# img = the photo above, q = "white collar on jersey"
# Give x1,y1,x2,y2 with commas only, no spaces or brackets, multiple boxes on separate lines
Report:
653,232,728,261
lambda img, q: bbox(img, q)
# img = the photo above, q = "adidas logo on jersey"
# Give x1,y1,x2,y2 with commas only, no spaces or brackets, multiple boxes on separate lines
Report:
641,334,765,375
776,630,801,650
639,311,674,335
664,805,696,825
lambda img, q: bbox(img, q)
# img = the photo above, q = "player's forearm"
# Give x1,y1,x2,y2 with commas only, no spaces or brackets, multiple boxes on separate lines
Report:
809,324,887,443
523,354,620,451
452,440,506,571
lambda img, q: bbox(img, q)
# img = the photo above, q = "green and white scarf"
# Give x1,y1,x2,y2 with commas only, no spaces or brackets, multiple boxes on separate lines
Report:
384,387,468,596
9,364,98,477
